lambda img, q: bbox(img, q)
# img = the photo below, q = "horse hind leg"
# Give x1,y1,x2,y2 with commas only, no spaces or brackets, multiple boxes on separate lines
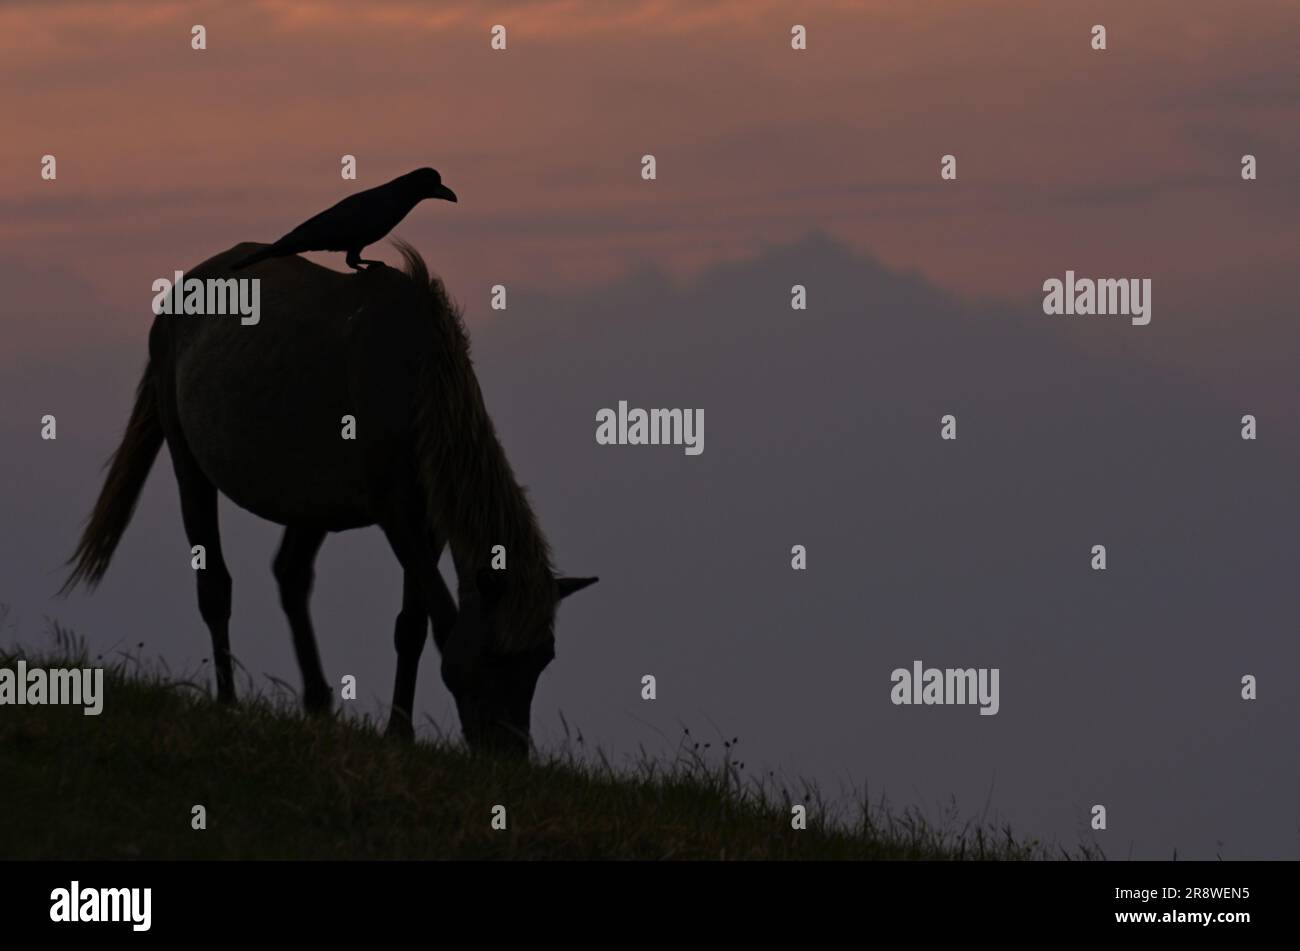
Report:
272,525,331,714
165,439,235,704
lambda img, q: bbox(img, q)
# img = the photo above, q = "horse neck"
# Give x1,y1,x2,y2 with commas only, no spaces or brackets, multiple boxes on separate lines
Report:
443,470,548,584
415,345,554,615
439,446,557,649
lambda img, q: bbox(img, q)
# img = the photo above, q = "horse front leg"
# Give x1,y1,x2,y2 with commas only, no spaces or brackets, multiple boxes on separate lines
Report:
381,516,457,740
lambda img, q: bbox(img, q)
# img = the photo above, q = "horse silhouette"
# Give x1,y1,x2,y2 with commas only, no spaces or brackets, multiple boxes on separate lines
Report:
62,240,597,756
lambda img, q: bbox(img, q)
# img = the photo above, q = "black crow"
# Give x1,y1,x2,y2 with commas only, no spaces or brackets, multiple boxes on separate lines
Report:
232,167,457,271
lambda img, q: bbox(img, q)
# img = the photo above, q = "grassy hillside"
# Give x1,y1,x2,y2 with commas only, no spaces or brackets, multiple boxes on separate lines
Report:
0,643,1064,860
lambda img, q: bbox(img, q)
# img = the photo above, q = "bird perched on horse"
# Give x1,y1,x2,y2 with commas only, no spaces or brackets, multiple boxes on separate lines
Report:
232,167,458,271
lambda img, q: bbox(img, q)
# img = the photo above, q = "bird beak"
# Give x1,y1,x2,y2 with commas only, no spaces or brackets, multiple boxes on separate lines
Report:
435,184,458,203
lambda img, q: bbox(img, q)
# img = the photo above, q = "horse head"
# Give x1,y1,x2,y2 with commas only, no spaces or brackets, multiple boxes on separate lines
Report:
441,570,597,757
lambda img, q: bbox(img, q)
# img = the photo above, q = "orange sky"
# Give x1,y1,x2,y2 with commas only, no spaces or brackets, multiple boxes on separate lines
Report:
2,0,1298,334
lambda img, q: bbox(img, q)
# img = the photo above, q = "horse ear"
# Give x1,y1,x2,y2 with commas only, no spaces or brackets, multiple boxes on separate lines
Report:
477,566,508,605
556,576,599,600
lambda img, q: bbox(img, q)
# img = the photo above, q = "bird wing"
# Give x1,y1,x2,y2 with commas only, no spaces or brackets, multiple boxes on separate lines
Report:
269,191,378,252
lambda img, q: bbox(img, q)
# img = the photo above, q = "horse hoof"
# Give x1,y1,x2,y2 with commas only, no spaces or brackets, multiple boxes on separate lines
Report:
303,688,333,716
385,720,414,742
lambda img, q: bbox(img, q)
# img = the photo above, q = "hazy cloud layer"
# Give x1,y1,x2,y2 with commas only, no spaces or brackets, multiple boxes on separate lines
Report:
2,0,1298,312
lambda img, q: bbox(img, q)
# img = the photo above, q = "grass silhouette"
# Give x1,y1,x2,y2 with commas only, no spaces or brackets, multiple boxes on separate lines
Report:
0,618,1094,860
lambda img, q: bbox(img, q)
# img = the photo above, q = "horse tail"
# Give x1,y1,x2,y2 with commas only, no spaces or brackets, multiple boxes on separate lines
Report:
59,362,164,594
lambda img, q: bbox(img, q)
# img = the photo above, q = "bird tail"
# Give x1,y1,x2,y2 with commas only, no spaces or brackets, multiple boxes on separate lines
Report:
231,246,275,270
59,362,164,595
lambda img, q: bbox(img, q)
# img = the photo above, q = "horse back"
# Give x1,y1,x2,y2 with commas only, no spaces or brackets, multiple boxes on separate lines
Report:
148,244,429,530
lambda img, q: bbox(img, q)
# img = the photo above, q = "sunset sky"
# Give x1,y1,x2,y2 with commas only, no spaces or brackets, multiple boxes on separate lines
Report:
3,1,1299,858
3,0,1298,324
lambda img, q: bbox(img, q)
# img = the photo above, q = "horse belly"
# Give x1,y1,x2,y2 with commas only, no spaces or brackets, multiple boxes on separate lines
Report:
175,351,374,530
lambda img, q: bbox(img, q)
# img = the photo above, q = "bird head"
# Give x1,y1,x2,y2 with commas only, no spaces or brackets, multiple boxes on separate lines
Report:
408,167,457,203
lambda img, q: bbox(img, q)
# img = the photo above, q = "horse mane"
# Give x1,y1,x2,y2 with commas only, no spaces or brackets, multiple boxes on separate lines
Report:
391,239,558,652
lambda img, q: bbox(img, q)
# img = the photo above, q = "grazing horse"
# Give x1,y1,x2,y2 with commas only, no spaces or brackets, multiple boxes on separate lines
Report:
61,240,597,755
